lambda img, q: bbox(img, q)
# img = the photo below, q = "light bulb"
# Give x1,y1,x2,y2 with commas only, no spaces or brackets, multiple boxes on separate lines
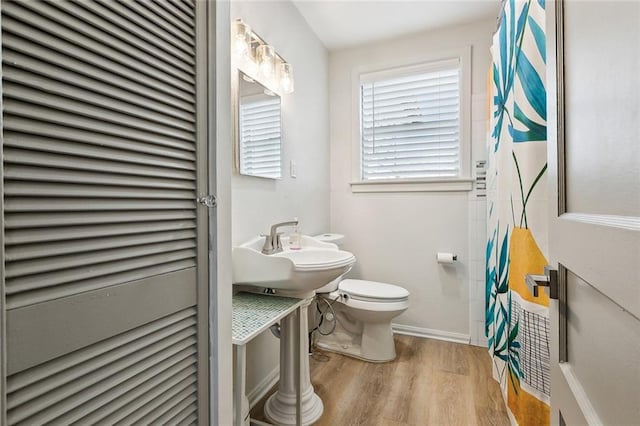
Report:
232,19,251,56
279,63,294,94
257,44,276,78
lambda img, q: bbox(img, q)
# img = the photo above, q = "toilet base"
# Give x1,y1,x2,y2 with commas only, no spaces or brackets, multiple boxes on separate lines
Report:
315,328,397,363
314,293,405,363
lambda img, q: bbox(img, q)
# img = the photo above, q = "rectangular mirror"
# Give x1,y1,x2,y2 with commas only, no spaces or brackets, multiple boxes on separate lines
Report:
235,71,282,179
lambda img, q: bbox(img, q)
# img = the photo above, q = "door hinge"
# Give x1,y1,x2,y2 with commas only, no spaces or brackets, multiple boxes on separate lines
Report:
525,265,558,299
197,195,217,208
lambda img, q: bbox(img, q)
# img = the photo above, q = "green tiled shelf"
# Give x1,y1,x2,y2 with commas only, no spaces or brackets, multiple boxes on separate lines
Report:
232,292,303,345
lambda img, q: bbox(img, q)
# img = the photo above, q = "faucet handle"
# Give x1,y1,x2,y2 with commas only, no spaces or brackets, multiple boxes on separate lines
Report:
274,232,284,249
261,233,273,254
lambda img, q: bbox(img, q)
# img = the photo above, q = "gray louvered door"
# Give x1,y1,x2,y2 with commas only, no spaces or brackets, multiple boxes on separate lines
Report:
0,0,211,424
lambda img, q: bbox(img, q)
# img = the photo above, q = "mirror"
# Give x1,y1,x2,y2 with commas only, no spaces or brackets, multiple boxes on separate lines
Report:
235,71,282,179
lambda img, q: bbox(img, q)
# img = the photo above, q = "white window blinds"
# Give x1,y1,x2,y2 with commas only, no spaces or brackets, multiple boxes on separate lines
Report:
239,95,282,179
360,59,461,181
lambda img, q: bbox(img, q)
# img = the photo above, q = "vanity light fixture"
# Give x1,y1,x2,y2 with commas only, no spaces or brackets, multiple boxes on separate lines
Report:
232,18,295,94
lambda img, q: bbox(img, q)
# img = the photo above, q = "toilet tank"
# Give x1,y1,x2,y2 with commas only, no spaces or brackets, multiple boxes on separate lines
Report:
313,233,347,293
313,233,344,247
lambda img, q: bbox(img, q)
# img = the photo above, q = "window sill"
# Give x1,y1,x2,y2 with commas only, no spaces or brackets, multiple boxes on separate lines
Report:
350,178,474,193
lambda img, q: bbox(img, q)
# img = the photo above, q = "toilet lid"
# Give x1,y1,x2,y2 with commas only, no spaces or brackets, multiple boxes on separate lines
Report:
340,279,409,302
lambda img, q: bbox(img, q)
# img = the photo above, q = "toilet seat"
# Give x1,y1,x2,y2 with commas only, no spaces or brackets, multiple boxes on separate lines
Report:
334,279,409,311
340,279,409,302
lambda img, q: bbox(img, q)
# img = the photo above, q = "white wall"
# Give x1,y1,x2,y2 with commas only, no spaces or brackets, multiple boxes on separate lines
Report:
329,19,495,337
230,0,330,396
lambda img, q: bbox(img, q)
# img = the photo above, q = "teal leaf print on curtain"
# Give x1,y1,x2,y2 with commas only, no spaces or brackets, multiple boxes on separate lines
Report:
491,2,518,151
485,230,496,336
487,223,523,394
528,16,546,61
497,225,510,295
507,292,524,393
493,0,548,149
511,103,546,143
511,49,546,142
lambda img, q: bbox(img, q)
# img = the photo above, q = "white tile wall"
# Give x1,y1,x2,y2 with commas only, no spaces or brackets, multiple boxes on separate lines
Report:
468,93,489,347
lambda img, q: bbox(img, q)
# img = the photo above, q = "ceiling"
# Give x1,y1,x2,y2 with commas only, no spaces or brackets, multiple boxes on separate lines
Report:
292,0,501,50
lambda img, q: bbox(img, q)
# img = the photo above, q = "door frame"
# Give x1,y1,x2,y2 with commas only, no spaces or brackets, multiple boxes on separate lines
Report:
210,1,234,425
196,0,212,424
546,2,590,424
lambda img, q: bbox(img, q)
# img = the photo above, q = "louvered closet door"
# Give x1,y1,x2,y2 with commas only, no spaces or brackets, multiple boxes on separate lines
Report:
0,0,210,424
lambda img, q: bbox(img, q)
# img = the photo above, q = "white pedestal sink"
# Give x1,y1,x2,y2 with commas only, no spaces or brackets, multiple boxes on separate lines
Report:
233,235,356,425
233,235,356,299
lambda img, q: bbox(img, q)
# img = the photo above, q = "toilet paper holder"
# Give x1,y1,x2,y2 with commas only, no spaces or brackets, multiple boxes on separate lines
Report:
436,252,458,263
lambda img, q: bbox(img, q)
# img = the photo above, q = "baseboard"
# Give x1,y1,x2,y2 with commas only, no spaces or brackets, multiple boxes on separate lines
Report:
247,366,280,409
392,323,471,345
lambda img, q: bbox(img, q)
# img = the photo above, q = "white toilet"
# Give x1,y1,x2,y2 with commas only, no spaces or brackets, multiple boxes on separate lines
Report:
312,234,409,362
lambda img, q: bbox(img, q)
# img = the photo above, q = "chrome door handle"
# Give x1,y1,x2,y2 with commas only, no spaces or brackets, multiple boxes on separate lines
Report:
529,265,566,362
525,265,558,299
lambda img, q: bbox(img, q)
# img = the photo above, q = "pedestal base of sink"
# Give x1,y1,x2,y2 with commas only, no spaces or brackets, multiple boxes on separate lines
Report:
263,297,323,425
264,386,323,426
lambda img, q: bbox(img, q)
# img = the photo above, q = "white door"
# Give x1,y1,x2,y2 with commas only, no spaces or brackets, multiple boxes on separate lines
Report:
546,1,640,424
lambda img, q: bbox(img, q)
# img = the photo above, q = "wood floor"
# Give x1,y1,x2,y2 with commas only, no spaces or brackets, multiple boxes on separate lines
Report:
251,335,510,426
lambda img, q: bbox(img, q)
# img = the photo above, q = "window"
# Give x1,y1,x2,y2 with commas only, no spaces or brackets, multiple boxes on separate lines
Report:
355,56,471,191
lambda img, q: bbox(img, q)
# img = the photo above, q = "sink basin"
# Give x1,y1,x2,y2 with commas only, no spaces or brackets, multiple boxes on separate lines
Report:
232,235,356,295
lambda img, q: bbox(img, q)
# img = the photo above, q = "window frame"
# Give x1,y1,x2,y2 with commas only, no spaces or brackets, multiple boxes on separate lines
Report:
350,47,473,193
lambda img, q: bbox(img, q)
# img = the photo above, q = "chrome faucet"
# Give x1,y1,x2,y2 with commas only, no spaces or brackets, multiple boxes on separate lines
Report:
262,219,299,255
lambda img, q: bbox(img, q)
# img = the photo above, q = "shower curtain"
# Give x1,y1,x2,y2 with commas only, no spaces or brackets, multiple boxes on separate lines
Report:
486,0,550,424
